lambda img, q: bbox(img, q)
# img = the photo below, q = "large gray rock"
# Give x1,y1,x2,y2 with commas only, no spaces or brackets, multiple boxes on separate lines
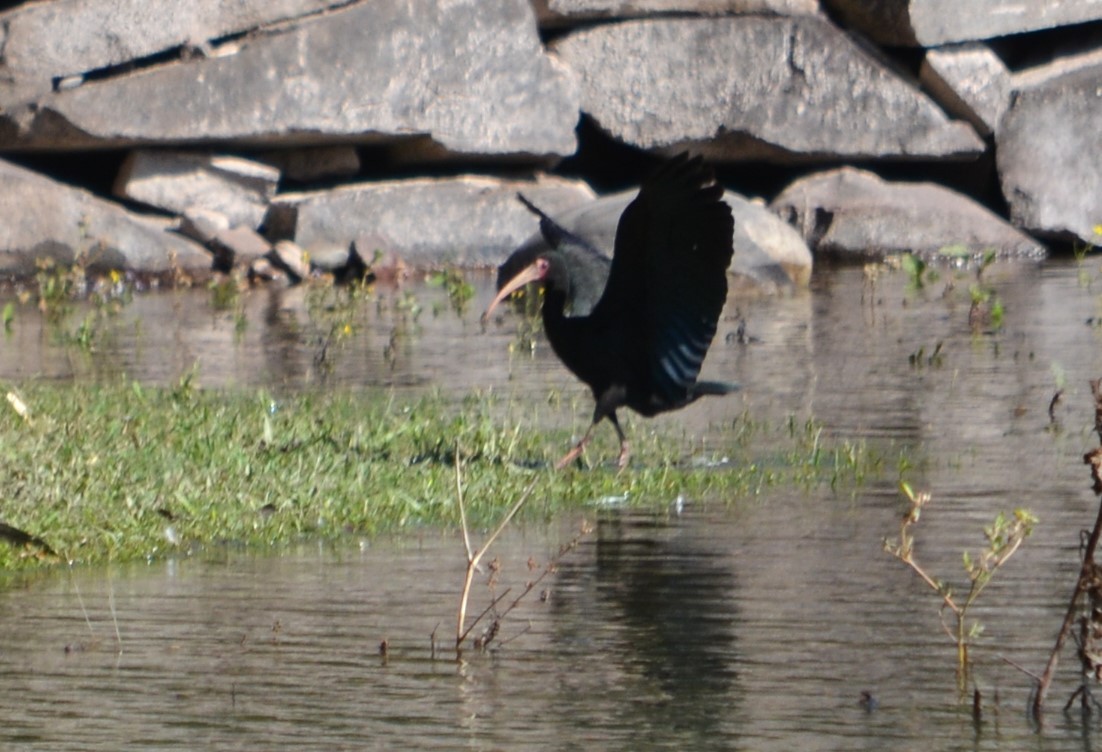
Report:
920,44,1011,137
0,0,579,158
269,175,597,266
552,16,983,161
0,0,348,106
821,0,1102,46
114,151,281,230
533,0,820,25
997,51,1102,245
0,158,212,276
771,167,1046,260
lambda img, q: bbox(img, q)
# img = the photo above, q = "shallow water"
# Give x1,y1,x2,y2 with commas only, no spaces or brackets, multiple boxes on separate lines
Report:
5,260,1102,748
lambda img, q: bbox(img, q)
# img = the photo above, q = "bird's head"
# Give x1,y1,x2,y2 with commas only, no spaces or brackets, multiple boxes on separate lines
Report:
481,255,559,324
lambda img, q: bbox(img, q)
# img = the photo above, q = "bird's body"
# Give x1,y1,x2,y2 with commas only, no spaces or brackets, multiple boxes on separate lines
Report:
484,154,738,468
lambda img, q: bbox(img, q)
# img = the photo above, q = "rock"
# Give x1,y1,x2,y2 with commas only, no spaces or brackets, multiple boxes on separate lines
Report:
500,188,812,306
820,0,1102,46
270,239,309,282
114,151,280,230
729,194,813,289
0,158,212,276
307,243,353,273
303,242,374,284
270,175,597,267
257,146,361,184
178,207,232,245
248,257,285,285
552,16,983,161
0,0,348,106
997,51,1102,244
0,0,579,158
771,167,1046,260
211,225,271,271
920,44,1011,137
532,0,820,26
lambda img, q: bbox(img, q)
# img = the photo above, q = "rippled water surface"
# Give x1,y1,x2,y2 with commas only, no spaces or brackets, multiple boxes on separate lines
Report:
5,261,1102,749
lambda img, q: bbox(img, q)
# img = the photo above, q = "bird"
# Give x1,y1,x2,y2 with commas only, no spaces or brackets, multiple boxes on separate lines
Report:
482,153,739,469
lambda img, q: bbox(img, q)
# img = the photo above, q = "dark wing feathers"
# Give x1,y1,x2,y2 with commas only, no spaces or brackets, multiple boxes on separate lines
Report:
592,153,734,405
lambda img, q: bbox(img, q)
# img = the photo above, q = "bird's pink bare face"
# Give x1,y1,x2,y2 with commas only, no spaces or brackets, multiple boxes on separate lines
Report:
481,258,550,324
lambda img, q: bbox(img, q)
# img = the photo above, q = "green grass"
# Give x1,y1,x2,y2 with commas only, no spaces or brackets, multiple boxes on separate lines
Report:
0,378,894,570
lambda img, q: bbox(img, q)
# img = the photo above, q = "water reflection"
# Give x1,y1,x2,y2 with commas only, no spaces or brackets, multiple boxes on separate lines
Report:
6,261,1102,748
588,512,738,740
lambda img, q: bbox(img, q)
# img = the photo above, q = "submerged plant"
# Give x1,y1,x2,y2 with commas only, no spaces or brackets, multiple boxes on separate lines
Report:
427,269,475,317
968,284,1004,334
32,259,132,351
885,481,1036,695
900,253,933,291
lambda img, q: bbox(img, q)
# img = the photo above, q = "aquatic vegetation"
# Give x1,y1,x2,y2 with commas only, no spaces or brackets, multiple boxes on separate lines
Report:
908,341,945,369
968,283,1004,334
0,380,892,570
900,253,936,291
35,257,81,323
427,269,475,317
208,275,241,311
885,481,1036,696
30,259,134,351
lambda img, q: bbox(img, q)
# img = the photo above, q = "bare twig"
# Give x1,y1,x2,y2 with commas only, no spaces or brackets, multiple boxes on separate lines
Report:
454,446,473,562
458,587,513,646
1033,380,1102,720
455,471,542,651
999,654,1043,682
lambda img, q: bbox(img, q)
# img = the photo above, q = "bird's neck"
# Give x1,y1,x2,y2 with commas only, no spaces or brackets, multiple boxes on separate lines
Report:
542,287,569,329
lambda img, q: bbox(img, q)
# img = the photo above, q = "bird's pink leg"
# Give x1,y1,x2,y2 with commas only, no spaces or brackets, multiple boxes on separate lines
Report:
616,440,631,471
555,412,629,470
554,423,597,470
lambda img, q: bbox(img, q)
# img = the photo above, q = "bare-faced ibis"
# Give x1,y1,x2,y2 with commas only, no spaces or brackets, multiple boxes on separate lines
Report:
483,153,738,469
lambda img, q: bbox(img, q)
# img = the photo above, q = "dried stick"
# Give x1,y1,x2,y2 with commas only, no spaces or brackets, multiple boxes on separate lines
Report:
455,467,542,652
1032,380,1102,719
454,449,473,562
1032,498,1102,718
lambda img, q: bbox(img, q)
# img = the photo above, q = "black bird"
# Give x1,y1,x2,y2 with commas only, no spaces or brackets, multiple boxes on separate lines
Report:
483,153,739,469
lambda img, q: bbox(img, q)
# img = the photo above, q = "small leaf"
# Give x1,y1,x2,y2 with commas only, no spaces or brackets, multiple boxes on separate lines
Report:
5,391,31,423
900,480,915,502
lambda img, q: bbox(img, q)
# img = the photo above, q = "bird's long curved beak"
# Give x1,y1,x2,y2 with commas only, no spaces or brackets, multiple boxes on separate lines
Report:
481,261,546,325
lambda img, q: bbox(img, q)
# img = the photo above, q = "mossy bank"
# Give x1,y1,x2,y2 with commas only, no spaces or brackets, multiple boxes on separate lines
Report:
0,378,896,570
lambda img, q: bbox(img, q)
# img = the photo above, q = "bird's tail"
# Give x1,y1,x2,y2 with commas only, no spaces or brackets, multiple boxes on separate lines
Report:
692,380,741,396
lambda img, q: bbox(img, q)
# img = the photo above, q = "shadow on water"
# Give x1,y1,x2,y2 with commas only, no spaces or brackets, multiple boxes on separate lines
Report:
5,261,1102,748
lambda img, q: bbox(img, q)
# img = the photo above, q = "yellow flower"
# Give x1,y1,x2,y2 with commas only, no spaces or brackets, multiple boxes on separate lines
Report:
1093,224,1102,237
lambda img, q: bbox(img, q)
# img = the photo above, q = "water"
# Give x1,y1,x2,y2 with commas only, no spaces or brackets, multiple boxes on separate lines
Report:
4,260,1102,748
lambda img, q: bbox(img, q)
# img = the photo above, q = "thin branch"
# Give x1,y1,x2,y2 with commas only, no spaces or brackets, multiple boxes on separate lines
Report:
898,554,960,616
454,444,473,562
456,473,542,650
457,587,513,646
1033,497,1102,718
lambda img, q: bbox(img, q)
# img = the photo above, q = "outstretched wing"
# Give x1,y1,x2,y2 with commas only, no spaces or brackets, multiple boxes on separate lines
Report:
591,154,735,406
